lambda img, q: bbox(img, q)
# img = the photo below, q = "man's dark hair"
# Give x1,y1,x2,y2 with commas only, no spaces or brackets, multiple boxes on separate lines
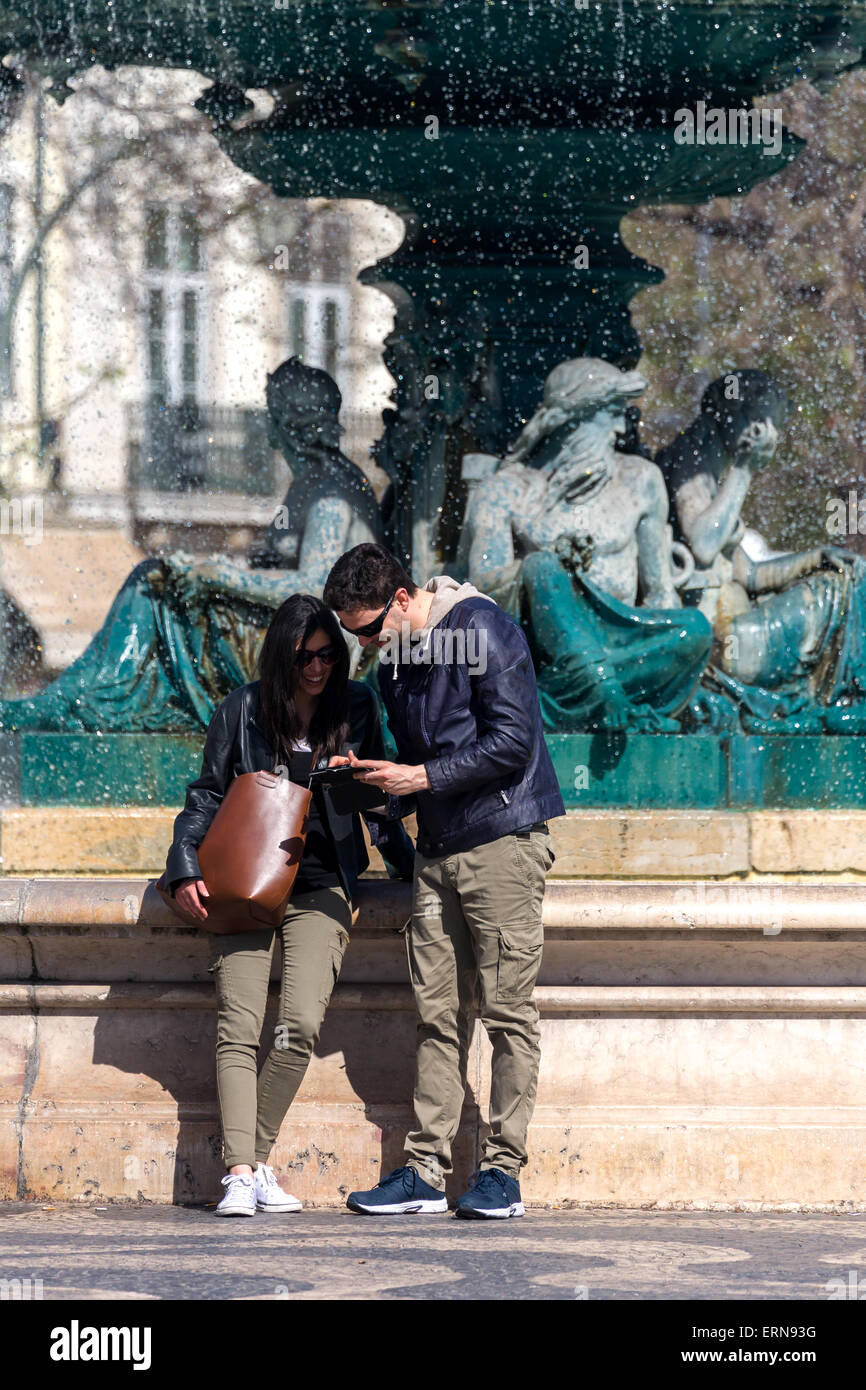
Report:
323,543,417,612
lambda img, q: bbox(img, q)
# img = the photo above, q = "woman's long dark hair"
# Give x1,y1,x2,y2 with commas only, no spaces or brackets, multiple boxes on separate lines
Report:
256,594,350,766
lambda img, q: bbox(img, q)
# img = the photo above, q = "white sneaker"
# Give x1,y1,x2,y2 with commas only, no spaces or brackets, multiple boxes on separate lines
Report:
254,1163,303,1213
215,1171,256,1217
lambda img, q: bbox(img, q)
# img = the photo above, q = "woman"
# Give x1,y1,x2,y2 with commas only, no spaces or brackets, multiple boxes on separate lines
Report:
163,594,414,1216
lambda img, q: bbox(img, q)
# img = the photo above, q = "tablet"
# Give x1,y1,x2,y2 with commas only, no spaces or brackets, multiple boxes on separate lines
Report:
307,764,367,787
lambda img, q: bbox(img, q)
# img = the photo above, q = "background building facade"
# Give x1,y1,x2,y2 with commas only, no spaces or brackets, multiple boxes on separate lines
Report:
0,66,401,693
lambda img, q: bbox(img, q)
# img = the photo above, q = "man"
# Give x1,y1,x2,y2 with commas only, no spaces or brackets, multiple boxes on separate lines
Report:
322,542,564,1219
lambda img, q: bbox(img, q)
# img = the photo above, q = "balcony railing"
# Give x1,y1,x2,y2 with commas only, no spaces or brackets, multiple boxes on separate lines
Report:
126,402,279,497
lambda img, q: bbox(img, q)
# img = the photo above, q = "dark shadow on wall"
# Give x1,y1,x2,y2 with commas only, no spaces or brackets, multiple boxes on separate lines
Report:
90,882,484,1206
91,986,225,1206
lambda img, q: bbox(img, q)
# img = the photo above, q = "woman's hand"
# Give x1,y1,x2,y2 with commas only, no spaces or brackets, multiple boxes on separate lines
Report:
174,877,210,921
345,748,430,795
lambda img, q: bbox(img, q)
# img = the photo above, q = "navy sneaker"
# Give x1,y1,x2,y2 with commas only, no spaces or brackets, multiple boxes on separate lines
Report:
455,1167,525,1219
346,1165,449,1214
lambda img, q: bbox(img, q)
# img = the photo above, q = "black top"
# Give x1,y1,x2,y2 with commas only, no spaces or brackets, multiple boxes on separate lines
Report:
288,746,341,895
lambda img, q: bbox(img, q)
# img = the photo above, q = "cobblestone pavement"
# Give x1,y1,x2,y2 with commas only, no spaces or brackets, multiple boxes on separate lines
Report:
2,1203,866,1300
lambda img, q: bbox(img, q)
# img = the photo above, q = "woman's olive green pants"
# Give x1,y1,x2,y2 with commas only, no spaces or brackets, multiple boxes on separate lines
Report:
207,885,352,1170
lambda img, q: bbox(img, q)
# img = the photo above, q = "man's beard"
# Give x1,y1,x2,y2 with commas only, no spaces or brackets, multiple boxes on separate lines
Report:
546,423,617,503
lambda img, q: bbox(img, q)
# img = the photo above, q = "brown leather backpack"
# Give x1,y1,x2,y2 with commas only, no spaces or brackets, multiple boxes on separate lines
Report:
155,766,312,933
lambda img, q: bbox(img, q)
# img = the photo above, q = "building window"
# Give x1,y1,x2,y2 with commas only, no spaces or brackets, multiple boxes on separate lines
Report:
142,204,205,406
288,285,348,384
286,208,351,389
0,184,14,395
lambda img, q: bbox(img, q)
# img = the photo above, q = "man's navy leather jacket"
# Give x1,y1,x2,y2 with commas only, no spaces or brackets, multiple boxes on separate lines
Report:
164,679,415,900
377,595,564,858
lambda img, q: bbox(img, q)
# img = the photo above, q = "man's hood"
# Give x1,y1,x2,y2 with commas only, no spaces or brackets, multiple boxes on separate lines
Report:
419,573,495,634
381,573,497,679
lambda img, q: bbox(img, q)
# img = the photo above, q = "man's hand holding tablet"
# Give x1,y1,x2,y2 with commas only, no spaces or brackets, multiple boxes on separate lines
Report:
340,747,431,796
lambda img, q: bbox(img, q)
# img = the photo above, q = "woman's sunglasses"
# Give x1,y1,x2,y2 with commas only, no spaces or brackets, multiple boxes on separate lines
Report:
339,590,397,639
298,645,339,669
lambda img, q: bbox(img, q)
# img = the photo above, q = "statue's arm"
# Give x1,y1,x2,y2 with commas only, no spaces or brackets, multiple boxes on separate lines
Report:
165,554,289,609
467,477,518,580
168,496,355,607
673,464,752,568
635,462,681,609
293,495,355,591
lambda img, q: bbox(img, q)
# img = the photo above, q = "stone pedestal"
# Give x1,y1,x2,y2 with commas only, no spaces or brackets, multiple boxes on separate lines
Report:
3,875,866,1210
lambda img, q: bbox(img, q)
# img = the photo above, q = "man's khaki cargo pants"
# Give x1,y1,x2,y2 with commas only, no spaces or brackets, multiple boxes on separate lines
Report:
402,825,555,1191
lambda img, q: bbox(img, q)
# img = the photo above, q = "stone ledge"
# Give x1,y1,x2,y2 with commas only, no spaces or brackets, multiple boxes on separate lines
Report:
1,875,866,931
4,982,866,1014
0,807,177,875
550,809,749,876
750,810,866,873
0,875,410,929
8,806,866,876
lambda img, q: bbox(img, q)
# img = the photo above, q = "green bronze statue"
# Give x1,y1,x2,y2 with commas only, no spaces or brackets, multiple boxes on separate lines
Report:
660,371,866,733
8,348,866,740
460,357,866,735
0,358,384,732
461,357,713,732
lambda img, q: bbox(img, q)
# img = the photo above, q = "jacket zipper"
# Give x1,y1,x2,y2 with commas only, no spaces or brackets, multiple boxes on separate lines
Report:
500,788,510,805
395,666,433,761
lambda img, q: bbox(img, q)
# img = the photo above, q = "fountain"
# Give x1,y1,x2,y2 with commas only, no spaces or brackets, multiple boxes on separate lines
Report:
2,1,866,1209
1,2,865,804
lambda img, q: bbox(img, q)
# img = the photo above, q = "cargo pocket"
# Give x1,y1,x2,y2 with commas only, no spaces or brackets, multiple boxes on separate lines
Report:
538,833,556,873
405,919,421,990
496,930,543,1001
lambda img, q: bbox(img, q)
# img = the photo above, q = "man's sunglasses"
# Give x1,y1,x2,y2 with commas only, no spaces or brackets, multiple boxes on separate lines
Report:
298,645,339,669
339,590,397,639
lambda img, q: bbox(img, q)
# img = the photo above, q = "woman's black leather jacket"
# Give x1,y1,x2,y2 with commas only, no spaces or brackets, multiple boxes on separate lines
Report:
164,678,415,902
